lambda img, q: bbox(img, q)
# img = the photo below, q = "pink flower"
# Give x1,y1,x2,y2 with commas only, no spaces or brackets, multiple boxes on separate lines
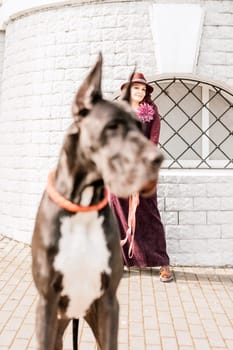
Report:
137,103,154,122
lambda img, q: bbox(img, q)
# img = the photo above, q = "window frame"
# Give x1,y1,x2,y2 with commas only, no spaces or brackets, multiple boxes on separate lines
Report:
149,74,233,169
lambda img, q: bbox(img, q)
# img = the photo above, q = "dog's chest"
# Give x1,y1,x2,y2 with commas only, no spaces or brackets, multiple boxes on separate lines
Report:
54,210,111,319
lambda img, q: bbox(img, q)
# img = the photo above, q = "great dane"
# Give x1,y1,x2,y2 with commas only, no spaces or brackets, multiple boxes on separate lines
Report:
31,53,163,350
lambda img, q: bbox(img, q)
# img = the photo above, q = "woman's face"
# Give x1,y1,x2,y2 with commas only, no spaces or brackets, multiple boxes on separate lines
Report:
130,83,146,104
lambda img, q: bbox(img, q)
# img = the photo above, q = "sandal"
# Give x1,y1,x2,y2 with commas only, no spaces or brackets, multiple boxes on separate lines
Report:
160,266,173,282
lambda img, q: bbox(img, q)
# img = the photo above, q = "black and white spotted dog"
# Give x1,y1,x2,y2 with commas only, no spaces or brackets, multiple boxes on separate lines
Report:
31,53,163,350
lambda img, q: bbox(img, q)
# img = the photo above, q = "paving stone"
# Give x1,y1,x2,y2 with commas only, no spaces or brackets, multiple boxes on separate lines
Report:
0,237,233,350
9,339,29,350
161,336,179,350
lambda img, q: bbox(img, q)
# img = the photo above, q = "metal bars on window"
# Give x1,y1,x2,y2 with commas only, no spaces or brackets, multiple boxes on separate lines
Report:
150,77,233,169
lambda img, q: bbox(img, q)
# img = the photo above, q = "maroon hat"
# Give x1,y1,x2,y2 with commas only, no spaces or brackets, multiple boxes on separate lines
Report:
120,72,154,94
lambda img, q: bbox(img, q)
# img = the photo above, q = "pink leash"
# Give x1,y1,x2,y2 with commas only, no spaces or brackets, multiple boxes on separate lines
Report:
120,193,140,258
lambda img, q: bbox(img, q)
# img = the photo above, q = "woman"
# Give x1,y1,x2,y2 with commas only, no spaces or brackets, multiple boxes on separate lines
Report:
110,72,173,282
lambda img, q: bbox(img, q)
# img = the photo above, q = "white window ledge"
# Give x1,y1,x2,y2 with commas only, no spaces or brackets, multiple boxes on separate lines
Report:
160,169,233,176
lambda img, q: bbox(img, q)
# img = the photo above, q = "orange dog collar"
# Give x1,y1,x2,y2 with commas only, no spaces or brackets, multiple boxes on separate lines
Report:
47,170,108,213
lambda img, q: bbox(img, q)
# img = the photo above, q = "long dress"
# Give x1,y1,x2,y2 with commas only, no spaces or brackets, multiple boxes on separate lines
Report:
110,104,170,267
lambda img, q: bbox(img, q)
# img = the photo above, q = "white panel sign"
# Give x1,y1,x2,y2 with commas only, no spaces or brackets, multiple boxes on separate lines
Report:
149,4,204,74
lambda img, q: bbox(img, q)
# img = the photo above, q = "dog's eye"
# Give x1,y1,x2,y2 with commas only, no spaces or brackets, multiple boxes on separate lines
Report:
79,108,89,117
136,120,143,131
107,122,119,130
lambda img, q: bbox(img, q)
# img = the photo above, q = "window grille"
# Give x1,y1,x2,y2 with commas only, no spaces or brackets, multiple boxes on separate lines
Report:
150,77,233,169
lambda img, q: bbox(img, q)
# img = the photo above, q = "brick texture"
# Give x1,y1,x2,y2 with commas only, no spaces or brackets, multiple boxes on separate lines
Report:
159,173,233,265
197,1,233,82
1,236,233,350
0,0,233,266
0,1,157,244
0,31,4,97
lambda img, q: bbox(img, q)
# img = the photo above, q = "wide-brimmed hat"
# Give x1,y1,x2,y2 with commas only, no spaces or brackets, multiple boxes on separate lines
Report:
120,72,154,94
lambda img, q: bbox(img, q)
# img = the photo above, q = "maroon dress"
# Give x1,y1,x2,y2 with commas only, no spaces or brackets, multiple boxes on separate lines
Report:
110,104,170,267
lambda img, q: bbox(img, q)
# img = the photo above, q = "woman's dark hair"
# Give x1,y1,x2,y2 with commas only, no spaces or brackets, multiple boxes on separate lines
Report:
141,92,157,113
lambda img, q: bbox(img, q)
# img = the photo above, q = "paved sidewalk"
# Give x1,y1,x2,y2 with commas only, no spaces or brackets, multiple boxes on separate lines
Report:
0,235,232,350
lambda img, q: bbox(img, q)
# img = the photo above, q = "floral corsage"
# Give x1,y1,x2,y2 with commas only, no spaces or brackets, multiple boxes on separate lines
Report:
137,103,154,122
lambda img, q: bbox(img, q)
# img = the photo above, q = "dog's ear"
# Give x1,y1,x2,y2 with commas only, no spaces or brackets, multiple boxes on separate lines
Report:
72,52,103,120
121,69,136,104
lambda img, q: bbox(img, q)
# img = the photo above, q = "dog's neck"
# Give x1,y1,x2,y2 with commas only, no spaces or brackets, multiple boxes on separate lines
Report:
54,151,104,206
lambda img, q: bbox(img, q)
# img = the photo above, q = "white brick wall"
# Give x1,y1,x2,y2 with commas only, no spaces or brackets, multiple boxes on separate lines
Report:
0,1,157,245
159,172,233,266
0,31,4,96
197,1,233,84
0,0,232,266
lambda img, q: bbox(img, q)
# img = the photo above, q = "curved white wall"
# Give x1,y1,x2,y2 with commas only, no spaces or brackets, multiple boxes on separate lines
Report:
0,0,232,265
0,0,99,29
0,1,156,244
0,31,4,95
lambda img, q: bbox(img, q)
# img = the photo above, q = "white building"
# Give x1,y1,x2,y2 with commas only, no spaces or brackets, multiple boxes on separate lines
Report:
0,0,232,265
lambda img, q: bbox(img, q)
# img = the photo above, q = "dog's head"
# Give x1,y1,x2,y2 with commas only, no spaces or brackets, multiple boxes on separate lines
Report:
68,53,163,198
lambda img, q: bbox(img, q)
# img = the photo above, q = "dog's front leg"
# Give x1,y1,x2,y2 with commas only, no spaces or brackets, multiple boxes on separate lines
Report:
98,294,119,350
86,294,119,350
54,318,70,350
36,295,58,350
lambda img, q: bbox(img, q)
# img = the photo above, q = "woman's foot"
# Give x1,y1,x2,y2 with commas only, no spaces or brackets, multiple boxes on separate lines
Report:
160,266,173,282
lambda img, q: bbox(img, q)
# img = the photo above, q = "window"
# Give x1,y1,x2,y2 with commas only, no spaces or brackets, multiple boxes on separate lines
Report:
151,77,233,169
